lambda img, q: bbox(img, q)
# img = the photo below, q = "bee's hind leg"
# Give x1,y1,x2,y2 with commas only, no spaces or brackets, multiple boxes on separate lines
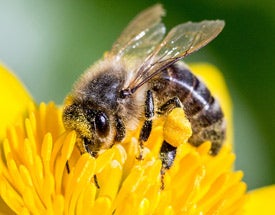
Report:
157,96,183,114
66,161,70,174
158,96,183,189
138,94,184,189
137,90,154,160
160,140,177,189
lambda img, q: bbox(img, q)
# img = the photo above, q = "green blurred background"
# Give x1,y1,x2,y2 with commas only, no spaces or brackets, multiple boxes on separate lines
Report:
0,0,274,190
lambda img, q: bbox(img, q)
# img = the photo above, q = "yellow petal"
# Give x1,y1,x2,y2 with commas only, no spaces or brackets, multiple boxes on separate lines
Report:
243,185,275,214
0,63,33,139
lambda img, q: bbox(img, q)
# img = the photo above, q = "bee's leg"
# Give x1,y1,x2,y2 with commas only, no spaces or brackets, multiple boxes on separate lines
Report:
66,161,70,174
158,96,183,189
160,141,177,189
115,115,126,142
157,96,183,114
83,138,100,189
138,90,154,160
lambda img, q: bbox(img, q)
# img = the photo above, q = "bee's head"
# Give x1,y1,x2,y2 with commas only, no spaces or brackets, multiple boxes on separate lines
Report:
62,95,115,155
62,61,131,155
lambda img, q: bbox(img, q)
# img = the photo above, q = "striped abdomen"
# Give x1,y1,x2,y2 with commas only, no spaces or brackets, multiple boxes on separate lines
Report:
151,62,226,155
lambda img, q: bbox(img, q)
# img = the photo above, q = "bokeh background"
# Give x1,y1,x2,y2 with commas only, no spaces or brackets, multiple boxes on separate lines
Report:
0,0,274,190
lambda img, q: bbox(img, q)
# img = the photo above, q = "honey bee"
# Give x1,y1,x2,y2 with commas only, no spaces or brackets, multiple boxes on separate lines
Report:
63,4,225,174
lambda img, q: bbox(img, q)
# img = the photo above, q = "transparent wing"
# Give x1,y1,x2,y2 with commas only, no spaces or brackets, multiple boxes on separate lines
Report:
108,4,166,61
128,20,225,92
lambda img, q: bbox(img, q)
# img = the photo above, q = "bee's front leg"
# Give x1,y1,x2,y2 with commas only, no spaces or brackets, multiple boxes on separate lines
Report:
138,90,154,160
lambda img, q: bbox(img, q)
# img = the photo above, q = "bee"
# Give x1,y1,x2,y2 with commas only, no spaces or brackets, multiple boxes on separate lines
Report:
63,4,225,175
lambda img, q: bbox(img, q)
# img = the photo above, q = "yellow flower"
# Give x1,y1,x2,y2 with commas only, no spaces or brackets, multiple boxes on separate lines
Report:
0,63,274,214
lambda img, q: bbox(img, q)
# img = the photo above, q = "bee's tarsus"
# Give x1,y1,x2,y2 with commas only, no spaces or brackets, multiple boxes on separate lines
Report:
160,168,166,190
136,141,144,160
93,175,100,189
66,161,70,174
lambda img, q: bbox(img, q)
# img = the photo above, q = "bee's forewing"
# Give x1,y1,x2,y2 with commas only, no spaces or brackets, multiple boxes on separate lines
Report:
109,4,166,61
129,20,225,91
152,20,225,63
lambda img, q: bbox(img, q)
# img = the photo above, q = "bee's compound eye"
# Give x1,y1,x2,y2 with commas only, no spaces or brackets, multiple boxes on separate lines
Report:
94,112,110,137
